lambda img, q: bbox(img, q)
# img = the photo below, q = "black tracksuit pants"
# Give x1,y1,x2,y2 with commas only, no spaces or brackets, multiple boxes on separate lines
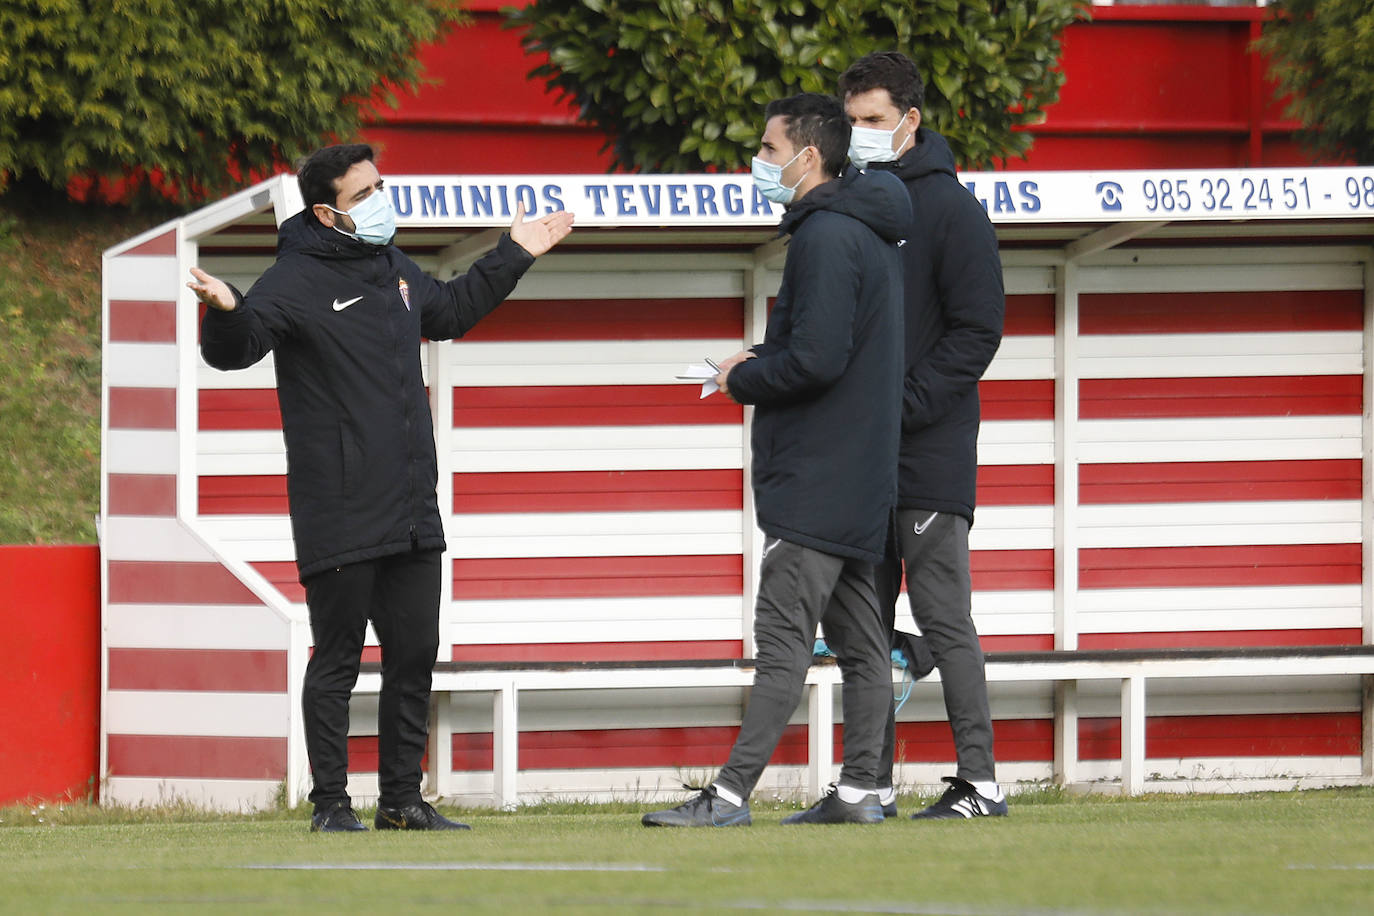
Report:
301,549,442,811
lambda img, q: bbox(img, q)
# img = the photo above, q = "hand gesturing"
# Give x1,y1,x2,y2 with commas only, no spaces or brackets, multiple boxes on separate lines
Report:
509,203,576,257
187,267,235,311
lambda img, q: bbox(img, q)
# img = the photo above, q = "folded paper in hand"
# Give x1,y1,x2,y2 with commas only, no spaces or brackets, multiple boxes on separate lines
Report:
675,364,720,399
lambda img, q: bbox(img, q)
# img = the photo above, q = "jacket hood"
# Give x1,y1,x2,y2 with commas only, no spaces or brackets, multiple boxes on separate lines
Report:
872,126,958,183
276,211,391,262
779,167,910,244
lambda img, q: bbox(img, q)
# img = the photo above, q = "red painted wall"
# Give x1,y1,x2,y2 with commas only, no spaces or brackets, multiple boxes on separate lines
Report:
1010,6,1317,170
362,0,616,174
363,4,1328,175
0,546,101,804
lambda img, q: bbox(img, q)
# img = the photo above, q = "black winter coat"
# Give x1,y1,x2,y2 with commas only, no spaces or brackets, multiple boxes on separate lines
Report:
200,213,534,581
727,169,909,563
868,128,1004,523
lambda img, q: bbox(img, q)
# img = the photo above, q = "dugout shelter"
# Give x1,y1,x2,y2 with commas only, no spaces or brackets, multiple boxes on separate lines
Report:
102,166,1374,809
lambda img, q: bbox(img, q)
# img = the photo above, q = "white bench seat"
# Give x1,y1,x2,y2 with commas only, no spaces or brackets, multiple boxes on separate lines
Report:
354,646,1374,807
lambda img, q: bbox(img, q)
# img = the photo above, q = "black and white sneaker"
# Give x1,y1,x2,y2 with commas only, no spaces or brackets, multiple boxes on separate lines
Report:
642,785,751,827
781,785,883,825
910,777,1008,820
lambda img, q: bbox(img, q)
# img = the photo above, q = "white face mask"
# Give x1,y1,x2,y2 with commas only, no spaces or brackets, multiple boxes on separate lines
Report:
848,122,911,169
326,190,396,246
751,146,813,204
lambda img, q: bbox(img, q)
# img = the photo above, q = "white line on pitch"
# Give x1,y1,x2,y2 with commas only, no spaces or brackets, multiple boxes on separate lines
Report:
1286,863,1374,871
240,862,665,872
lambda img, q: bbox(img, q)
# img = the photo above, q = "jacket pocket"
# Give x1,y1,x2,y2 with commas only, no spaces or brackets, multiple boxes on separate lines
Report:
339,422,363,497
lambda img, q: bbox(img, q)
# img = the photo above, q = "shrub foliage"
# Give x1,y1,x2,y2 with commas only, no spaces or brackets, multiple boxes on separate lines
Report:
1255,0,1374,164
511,0,1086,171
0,0,464,202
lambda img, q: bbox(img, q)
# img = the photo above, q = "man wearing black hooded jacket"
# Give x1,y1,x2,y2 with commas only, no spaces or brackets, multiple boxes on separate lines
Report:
190,144,573,833
642,93,909,828
840,52,1007,820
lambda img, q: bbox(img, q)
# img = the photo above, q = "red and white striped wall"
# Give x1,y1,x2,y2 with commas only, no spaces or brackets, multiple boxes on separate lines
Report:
102,182,310,809
102,173,1373,807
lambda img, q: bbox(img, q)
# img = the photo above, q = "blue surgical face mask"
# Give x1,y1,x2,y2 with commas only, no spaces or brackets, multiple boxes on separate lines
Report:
848,122,911,169
327,189,396,246
751,146,813,205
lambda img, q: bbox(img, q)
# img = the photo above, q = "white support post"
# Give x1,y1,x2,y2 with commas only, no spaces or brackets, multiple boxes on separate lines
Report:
285,617,313,807
1120,676,1146,796
1363,250,1373,783
1362,249,1373,651
1362,675,1373,783
430,338,455,660
807,675,836,800
426,692,453,801
1053,261,1080,652
492,683,519,810
1053,680,1079,787
740,241,782,658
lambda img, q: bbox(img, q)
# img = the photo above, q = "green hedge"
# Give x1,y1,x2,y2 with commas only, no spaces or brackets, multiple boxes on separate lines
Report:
510,0,1086,171
0,0,465,202
1255,0,1374,164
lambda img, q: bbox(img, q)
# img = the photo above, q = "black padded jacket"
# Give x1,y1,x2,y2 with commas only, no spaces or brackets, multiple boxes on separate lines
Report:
200,212,534,580
727,168,910,563
867,128,1005,523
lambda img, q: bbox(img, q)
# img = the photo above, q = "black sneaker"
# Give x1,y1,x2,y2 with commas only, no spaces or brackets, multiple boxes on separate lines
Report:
374,800,471,831
910,777,1008,820
310,801,367,833
642,786,751,827
781,785,883,825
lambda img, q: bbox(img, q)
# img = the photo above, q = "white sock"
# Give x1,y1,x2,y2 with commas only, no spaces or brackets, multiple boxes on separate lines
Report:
971,780,1002,801
835,783,876,804
877,786,896,806
711,783,744,807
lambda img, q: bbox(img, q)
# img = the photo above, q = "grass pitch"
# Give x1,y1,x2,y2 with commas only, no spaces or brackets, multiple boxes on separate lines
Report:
2,788,1372,914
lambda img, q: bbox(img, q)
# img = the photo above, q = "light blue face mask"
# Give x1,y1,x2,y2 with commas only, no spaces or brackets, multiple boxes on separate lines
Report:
751,146,813,204
326,189,396,246
848,123,911,169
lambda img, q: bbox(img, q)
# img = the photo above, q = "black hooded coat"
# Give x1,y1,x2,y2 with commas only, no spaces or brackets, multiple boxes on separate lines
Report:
727,168,910,563
200,213,534,581
867,128,1005,523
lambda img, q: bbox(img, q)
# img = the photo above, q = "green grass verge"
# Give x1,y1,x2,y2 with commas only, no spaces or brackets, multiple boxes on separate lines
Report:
3,788,1371,913
0,196,179,544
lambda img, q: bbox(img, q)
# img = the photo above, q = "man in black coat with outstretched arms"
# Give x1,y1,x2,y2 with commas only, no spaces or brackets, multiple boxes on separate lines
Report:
190,144,573,832
641,93,909,827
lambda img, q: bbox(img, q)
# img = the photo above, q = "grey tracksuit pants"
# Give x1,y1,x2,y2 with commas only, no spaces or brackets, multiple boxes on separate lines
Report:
877,508,997,783
716,537,892,798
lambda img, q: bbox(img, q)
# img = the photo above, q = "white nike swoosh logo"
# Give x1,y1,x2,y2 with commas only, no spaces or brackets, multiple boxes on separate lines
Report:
912,512,938,536
332,296,363,311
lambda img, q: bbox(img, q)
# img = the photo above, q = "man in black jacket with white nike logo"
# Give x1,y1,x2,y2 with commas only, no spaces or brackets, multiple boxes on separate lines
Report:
840,52,1007,820
191,144,573,832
